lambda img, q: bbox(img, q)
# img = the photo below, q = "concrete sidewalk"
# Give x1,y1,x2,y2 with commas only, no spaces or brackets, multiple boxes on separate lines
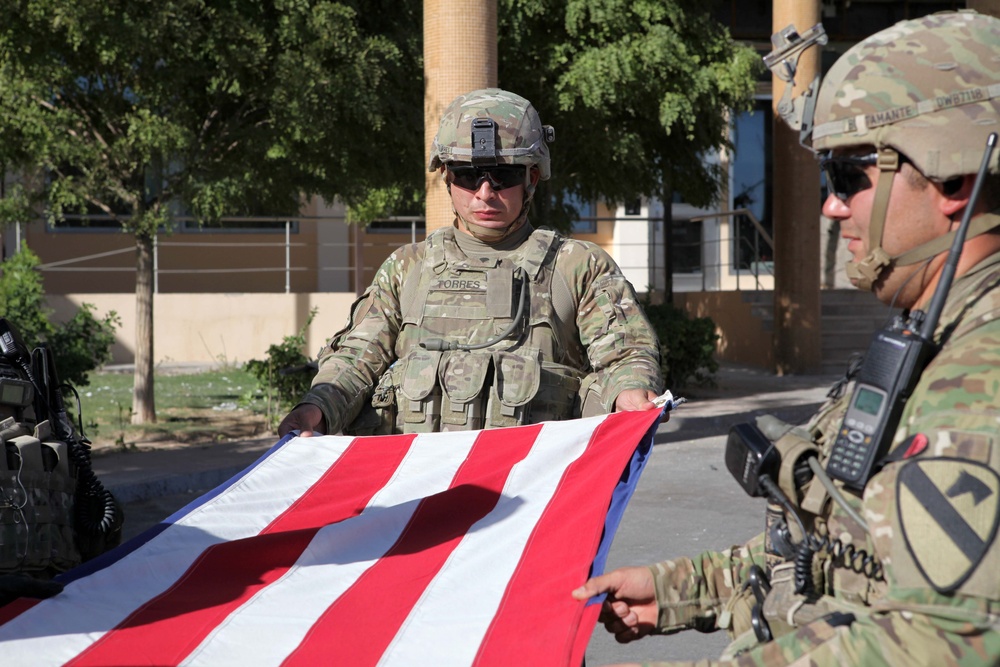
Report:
91,362,844,507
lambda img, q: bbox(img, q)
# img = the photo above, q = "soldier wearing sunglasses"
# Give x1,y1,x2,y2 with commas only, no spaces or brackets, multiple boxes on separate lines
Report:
279,89,662,438
575,12,1000,667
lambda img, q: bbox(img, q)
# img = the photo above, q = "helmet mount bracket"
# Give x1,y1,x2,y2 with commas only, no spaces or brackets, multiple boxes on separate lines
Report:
471,118,499,167
764,23,828,147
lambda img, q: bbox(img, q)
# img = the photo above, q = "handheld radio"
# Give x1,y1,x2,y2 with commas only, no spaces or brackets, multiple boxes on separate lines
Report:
826,133,998,490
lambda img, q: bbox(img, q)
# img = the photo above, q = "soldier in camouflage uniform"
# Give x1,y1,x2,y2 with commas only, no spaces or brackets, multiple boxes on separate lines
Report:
278,89,662,438
573,12,1000,666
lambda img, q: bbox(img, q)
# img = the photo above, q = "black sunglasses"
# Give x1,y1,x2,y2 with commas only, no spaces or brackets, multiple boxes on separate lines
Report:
819,153,878,202
447,165,526,192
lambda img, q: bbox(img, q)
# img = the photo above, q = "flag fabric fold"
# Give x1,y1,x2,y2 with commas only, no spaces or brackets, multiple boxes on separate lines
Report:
0,408,664,666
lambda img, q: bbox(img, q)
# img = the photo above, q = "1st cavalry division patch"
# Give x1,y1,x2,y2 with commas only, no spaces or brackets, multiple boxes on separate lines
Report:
897,458,1000,593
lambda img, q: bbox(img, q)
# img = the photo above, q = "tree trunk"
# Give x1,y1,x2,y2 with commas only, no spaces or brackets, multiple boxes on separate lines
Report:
131,232,156,424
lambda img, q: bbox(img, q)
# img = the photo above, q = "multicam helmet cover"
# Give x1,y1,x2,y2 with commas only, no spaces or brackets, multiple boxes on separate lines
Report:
811,11,1000,179
428,88,553,180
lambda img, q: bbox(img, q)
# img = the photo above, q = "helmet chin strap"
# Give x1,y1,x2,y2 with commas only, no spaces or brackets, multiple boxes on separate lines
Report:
845,148,898,292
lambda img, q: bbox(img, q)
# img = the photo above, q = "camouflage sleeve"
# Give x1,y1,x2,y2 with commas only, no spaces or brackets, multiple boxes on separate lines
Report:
649,533,767,634
299,244,419,434
634,607,1000,667
558,240,663,410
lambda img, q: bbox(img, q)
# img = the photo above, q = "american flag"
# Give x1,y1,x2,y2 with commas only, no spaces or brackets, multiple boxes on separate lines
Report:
0,408,664,666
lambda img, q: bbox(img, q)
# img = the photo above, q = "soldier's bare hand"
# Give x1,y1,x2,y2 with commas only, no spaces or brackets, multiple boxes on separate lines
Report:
572,566,659,643
278,404,327,438
613,389,659,412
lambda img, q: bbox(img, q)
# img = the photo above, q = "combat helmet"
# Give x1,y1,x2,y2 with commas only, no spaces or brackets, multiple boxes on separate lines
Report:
428,88,554,179
817,11,1000,290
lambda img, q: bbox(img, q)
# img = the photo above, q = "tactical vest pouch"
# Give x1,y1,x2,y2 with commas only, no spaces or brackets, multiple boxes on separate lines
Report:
439,352,490,431
341,368,398,437
370,369,398,436
398,349,443,433
761,561,840,637
530,362,584,422
578,372,607,418
486,349,540,428
1,430,80,576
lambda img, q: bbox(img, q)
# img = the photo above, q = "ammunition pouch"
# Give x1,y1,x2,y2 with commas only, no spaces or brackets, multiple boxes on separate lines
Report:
761,560,844,637
577,372,606,418
1,420,80,576
347,346,590,435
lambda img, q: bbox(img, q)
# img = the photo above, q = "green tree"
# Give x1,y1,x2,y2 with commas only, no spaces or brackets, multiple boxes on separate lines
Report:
499,0,760,293
0,0,422,424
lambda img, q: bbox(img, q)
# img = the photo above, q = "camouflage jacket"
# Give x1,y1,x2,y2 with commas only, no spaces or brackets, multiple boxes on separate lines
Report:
300,224,662,435
648,253,1000,664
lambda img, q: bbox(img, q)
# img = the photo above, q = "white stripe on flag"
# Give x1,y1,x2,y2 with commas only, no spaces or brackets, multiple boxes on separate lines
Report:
377,418,596,666
0,436,352,666
180,430,480,666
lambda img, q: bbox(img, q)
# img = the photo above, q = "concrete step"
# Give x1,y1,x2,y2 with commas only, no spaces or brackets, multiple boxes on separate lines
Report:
738,289,901,374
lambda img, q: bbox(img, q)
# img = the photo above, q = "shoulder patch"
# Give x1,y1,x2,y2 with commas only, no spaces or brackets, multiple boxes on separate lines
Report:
897,458,1000,593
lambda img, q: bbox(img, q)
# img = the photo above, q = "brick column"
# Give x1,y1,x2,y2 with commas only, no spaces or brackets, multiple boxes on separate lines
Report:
423,0,497,233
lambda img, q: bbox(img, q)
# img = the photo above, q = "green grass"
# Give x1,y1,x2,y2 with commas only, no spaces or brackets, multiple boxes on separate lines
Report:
72,368,274,449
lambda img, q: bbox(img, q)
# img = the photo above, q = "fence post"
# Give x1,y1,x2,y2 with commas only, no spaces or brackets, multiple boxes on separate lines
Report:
153,234,159,294
285,220,291,294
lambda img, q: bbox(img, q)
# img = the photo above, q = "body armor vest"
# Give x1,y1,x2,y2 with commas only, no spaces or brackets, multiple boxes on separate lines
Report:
352,227,602,435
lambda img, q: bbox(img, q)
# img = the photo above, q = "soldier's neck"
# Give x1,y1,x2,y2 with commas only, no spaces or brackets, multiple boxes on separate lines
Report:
452,221,533,259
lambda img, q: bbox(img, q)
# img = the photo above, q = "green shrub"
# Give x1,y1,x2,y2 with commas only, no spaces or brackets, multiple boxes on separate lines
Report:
642,300,719,389
47,304,121,387
245,308,317,424
0,245,53,343
0,245,119,387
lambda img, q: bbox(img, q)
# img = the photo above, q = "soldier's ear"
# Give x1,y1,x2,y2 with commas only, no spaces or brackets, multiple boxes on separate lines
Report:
939,175,974,220
528,167,540,188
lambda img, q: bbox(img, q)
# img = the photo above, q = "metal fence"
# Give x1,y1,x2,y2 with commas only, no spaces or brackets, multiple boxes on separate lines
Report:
19,212,774,294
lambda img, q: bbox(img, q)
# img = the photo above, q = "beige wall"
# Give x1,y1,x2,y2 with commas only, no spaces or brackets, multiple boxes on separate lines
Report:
48,290,775,372
49,293,358,367
674,291,773,370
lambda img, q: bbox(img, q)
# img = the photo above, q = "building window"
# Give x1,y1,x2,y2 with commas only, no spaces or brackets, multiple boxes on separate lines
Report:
365,217,426,235
47,214,125,232
180,218,299,233
566,194,597,234
671,220,703,273
624,199,642,216
731,98,773,271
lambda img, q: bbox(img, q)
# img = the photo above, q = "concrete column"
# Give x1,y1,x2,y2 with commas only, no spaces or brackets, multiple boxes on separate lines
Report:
423,0,497,233
771,0,822,375
967,0,1000,18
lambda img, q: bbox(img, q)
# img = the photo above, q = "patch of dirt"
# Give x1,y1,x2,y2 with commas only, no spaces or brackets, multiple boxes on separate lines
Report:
88,408,274,454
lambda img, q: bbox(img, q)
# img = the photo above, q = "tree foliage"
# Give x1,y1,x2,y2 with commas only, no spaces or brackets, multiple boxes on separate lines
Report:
0,0,423,421
498,0,761,226
0,0,423,227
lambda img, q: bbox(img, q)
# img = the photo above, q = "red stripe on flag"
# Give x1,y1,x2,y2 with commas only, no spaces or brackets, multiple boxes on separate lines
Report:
281,424,543,667
571,603,603,666
473,410,661,666
67,435,415,667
